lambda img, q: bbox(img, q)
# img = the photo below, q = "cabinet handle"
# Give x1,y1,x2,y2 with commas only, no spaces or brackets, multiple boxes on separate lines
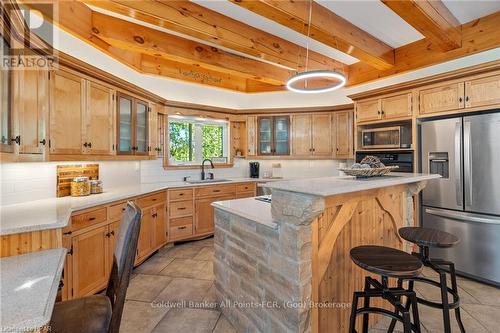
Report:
88,142,92,148
83,142,88,148
178,226,187,230
11,136,20,145
110,231,115,236
178,207,186,210
39,139,46,145
179,193,184,196
88,217,96,221
465,96,469,102
459,97,463,103
213,190,221,193
121,207,126,212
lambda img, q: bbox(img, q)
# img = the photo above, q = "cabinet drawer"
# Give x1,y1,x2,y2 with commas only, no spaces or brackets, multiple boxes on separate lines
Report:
136,192,166,208
169,188,193,202
71,207,107,231
169,200,193,218
236,191,255,199
236,183,255,193
108,202,127,221
169,217,193,240
195,184,236,197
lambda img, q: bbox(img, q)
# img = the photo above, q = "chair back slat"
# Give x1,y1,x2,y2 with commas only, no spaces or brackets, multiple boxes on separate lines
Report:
106,201,142,333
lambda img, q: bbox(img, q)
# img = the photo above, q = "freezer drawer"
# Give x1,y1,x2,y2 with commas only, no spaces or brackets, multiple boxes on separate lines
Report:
423,207,500,285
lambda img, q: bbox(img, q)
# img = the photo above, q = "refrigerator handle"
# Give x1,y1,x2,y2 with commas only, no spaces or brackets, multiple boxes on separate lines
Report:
425,208,500,225
454,121,463,206
464,120,473,206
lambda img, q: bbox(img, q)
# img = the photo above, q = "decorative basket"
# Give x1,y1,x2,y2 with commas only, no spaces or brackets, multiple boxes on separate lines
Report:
339,166,399,178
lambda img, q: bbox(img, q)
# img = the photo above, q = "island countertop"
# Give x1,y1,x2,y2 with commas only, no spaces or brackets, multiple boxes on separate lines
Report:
261,173,440,197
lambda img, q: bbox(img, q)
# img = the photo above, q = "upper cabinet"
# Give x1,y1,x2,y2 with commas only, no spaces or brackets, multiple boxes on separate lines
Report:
419,82,464,115
356,93,412,124
116,93,149,156
49,70,85,155
464,75,500,109
0,36,13,154
257,116,290,156
84,81,114,155
12,68,49,155
332,111,354,159
291,114,332,157
246,116,257,156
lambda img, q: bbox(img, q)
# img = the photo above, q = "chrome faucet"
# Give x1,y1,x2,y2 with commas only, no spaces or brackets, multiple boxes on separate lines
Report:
201,159,214,180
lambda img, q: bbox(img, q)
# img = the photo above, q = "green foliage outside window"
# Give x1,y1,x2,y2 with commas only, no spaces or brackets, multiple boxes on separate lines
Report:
169,121,193,162
202,125,223,159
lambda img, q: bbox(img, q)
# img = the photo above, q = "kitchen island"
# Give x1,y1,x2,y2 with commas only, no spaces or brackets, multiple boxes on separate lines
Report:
212,173,439,333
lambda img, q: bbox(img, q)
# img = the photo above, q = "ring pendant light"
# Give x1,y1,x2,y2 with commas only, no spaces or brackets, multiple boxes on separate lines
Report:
286,0,346,94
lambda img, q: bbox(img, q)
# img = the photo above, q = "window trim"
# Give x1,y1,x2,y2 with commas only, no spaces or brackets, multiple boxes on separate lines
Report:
164,115,232,169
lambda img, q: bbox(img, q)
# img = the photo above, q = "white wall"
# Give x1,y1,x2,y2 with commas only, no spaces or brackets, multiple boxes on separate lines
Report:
0,161,141,205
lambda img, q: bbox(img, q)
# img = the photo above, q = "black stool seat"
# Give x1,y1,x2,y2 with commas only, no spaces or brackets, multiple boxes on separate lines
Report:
399,227,459,248
350,245,423,278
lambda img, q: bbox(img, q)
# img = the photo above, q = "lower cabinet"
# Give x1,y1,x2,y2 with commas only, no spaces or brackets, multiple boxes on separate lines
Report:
195,194,235,235
70,225,111,298
136,206,155,263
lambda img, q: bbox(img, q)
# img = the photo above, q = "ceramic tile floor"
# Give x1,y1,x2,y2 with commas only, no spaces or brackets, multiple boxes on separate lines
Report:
120,238,500,333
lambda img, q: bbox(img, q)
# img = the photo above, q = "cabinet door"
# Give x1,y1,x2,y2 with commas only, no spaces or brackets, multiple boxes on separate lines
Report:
136,207,154,261
419,82,464,115
149,103,158,157
333,111,353,159
381,93,412,120
117,94,133,154
16,69,49,154
465,75,500,109
291,114,311,156
85,81,114,155
258,117,273,155
153,204,167,249
273,116,290,155
71,225,109,298
135,100,149,155
246,116,257,156
356,99,381,123
312,114,332,156
49,70,85,154
195,194,234,235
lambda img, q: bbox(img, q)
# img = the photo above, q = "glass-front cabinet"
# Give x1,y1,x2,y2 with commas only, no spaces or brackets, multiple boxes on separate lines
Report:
257,116,290,156
1,36,12,153
116,93,149,155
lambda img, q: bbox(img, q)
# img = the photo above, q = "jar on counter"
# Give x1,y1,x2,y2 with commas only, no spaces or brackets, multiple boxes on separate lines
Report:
90,180,103,194
71,177,90,196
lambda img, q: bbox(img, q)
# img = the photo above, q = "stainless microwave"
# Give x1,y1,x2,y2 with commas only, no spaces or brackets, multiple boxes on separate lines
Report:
361,126,411,149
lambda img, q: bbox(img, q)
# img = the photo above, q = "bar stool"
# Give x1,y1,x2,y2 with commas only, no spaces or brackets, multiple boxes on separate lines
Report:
349,245,423,333
389,227,465,333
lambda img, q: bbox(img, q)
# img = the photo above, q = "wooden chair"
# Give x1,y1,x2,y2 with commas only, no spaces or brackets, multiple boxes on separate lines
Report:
50,201,142,333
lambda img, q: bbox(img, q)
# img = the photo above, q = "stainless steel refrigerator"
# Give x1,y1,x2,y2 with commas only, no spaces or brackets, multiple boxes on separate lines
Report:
420,111,500,286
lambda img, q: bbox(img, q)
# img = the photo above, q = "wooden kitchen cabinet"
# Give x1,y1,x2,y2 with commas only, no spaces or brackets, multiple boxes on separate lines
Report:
355,99,381,123
84,80,114,155
291,114,311,157
195,194,235,235
465,74,500,109
13,68,49,155
153,203,167,249
136,206,154,263
246,116,257,156
291,114,331,157
116,93,150,156
71,225,110,298
257,116,290,156
381,93,412,120
49,70,85,154
419,82,465,115
333,111,353,159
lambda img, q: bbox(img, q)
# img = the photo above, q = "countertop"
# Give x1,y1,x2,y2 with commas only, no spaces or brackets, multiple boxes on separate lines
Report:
0,248,66,331
212,197,276,229
0,178,261,236
262,173,440,197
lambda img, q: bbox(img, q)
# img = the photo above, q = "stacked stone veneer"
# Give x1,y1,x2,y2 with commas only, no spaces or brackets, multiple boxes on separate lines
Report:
213,189,324,333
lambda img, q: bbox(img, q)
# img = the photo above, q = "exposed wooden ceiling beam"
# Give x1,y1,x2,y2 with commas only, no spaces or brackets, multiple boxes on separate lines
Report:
91,12,293,85
83,0,346,72
348,11,500,86
382,0,461,51
228,0,395,70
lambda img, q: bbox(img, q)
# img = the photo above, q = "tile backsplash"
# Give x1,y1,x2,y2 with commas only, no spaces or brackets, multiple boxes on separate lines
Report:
1,158,347,206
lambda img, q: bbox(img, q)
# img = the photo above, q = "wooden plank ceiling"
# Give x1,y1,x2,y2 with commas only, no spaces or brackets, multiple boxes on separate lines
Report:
26,0,500,92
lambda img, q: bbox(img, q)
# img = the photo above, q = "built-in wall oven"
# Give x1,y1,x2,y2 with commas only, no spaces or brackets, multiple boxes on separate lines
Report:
356,151,414,173
361,125,412,149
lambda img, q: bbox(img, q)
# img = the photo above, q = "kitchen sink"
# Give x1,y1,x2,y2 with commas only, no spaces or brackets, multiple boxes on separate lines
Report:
186,179,231,184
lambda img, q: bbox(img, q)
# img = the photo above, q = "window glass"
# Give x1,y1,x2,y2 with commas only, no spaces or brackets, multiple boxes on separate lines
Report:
168,117,228,165
1,37,11,148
